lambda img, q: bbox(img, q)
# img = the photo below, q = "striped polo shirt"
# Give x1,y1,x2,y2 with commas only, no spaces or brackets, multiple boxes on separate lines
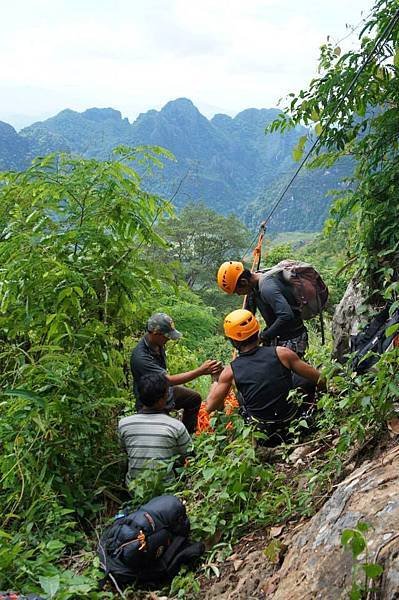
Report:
118,412,193,484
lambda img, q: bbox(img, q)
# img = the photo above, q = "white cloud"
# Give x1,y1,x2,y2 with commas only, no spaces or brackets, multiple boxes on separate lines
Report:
0,0,375,127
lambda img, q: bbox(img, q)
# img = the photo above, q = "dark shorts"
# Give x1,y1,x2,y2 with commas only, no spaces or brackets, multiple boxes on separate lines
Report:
172,385,201,434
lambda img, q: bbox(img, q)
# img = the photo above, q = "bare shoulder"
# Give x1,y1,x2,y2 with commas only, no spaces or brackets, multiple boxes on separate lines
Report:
220,364,234,382
276,345,298,366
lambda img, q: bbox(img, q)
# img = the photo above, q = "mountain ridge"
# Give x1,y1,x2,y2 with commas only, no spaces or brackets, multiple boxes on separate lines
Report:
0,98,351,231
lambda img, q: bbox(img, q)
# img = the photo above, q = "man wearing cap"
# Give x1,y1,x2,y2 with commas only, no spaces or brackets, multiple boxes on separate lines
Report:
217,261,308,357
130,313,221,433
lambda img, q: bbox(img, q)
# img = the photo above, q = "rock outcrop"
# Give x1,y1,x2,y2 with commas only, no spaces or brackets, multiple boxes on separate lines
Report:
332,278,368,362
203,443,399,599
270,443,399,599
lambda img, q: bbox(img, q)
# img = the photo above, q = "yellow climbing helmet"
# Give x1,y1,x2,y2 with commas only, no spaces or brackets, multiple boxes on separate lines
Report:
217,261,244,294
223,309,260,341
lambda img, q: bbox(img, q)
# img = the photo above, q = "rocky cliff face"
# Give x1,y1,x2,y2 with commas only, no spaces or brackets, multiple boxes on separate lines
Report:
21,107,130,157
270,444,399,599
203,443,399,599
332,279,368,362
0,121,32,170
0,120,69,170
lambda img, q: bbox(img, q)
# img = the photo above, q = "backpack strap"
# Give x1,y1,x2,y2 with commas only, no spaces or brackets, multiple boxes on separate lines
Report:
161,535,188,566
320,311,325,346
98,540,126,597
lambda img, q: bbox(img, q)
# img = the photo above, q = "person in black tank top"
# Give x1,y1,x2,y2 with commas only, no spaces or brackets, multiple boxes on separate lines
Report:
205,310,325,445
231,345,295,422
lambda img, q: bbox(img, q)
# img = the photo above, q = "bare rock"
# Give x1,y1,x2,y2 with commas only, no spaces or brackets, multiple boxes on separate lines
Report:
272,444,399,599
288,444,313,463
202,444,399,599
332,278,368,362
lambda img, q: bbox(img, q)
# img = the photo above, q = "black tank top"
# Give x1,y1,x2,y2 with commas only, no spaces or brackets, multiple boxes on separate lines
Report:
231,346,294,422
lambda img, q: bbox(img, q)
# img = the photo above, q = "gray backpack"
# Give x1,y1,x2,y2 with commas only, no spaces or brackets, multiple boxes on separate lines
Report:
261,260,329,321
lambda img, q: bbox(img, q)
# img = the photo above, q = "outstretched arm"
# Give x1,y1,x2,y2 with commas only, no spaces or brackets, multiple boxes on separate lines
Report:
276,347,325,389
205,365,234,413
168,359,222,386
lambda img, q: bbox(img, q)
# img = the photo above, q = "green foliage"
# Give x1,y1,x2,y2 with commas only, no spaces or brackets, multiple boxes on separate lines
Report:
156,202,251,311
169,568,201,599
268,0,399,291
267,231,317,247
297,229,354,308
121,340,399,598
148,283,219,350
292,134,308,162
128,414,289,544
341,522,384,599
0,149,173,590
261,243,295,267
317,350,398,449
1,96,398,600
0,147,238,597
179,416,284,540
195,334,232,366
244,156,353,233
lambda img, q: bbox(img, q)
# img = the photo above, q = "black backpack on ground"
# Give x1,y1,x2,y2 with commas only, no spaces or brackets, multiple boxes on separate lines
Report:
350,304,399,374
98,495,204,590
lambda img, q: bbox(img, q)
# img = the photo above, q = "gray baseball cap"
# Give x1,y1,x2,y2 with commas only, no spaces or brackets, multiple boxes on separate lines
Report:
147,313,182,340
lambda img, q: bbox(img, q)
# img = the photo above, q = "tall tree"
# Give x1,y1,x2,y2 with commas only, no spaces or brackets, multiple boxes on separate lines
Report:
0,148,172,529
157,202,251,295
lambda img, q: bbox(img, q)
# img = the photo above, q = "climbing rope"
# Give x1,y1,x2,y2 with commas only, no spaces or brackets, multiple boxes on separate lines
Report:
196,222,267,433
256,8,399,229
197,10,399,435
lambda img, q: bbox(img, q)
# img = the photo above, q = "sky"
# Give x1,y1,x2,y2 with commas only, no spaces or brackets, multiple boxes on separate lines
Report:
1,0,374,130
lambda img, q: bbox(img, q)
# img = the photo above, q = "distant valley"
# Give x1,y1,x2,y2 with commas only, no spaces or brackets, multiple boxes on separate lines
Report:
0,98,352,232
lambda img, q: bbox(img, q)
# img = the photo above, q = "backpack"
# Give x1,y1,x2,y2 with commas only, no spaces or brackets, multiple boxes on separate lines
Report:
98,495,204,590
261,260,329,321
350,305,399,374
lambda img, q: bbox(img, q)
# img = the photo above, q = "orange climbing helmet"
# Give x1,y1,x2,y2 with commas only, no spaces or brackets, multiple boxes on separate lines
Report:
217,261,244,294
224,309,260,341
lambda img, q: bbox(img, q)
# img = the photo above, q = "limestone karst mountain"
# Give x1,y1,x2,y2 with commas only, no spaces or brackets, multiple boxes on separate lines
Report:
1,98,351,231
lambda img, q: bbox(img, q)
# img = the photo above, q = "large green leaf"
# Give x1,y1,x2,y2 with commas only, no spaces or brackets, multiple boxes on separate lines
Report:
39,575,60,599
2,388,43,402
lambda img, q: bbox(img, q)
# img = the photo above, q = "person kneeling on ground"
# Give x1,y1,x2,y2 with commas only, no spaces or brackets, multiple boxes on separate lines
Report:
206,309,325,446
119,372,193,485
130,312,222,433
